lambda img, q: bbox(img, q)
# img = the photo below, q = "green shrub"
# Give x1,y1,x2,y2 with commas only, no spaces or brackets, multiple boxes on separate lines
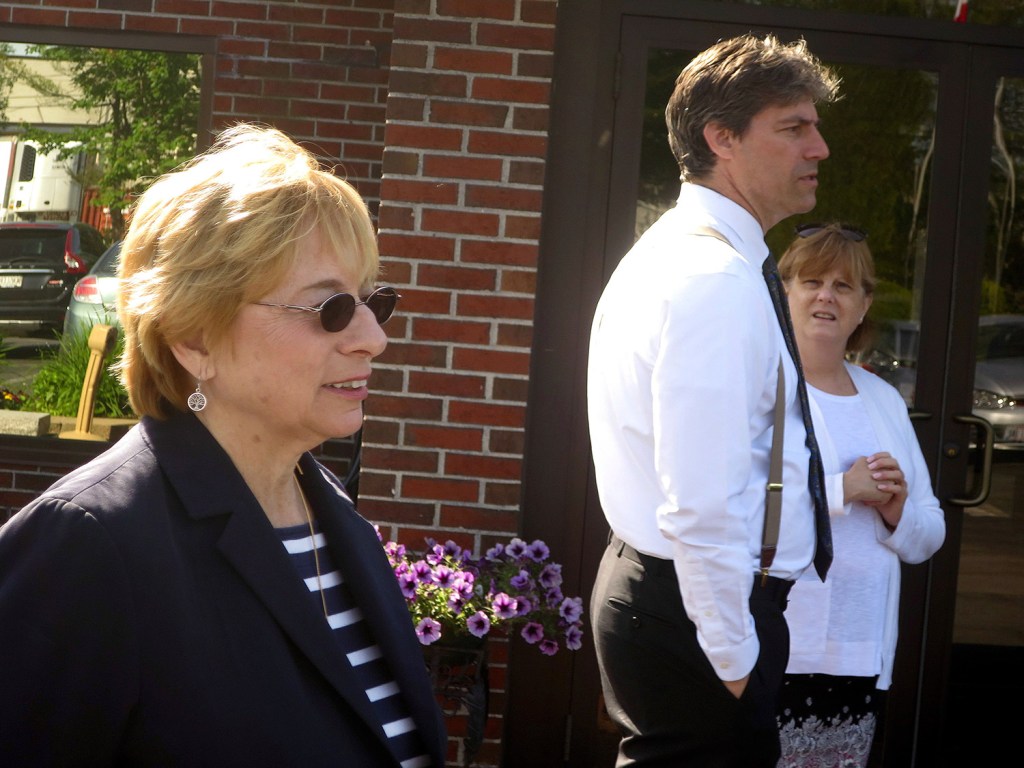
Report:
23,328,133,418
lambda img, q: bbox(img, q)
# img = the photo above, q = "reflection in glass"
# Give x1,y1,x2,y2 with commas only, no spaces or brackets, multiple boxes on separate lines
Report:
725,0,1024,28
956,75,1024,647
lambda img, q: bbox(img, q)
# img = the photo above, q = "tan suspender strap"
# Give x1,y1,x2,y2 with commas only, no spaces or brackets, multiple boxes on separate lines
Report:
685,226,787,583
689,225,731,246
760,358,785,584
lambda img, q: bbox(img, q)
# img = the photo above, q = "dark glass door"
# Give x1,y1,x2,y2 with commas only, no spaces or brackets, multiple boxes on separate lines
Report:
565,15,1024,768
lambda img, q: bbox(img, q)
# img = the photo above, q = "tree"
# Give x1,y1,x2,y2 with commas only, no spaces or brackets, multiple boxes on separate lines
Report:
0,44,14,122
18,46,201,241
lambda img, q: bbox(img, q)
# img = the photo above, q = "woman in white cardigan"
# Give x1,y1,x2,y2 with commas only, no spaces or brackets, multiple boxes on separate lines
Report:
774,223,945,768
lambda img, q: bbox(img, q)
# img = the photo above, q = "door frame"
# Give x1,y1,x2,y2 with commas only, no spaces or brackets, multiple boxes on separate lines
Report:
509,1,1024,765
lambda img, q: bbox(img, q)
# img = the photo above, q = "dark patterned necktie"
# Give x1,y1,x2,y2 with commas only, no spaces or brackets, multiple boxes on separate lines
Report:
762,255,833,580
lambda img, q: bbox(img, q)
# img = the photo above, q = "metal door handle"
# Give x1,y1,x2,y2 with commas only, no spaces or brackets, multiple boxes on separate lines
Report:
948,414,994,507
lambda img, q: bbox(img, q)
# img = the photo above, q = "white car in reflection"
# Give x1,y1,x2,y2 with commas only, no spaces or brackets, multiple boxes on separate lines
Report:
857,314,1024,449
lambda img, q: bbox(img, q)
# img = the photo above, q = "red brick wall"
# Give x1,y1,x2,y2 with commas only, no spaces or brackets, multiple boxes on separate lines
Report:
363,0,554,541
360,4,556,763
1,1,559,765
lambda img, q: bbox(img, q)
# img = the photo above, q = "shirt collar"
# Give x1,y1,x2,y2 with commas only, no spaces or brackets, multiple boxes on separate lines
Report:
676,182,771,266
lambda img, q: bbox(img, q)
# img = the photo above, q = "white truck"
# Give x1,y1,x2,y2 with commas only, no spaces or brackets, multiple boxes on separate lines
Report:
0,136,86,223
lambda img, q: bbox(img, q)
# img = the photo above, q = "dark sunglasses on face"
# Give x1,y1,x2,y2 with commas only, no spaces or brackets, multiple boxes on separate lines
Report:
255,286,400,333
795,222,867,242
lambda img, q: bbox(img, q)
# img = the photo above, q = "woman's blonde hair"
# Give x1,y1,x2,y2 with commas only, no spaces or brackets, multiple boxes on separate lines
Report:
778,223,876,353
117,123,379,419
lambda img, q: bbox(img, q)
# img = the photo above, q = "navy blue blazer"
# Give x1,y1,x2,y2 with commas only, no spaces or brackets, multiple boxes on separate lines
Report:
0,412,446,767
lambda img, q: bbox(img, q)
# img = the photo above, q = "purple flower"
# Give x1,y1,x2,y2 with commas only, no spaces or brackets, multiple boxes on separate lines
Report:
467,611,491,638
416,618,441,646
559,597,584,624
565,624,583,651
432,565,456,589
447,593,468,612
539,563,562,589
412,560,432,580
382,534,586,657
539,639,559,656
510,569,533,591
398,572,418,599
521,622,544,644
505,538,528,559
515,596,534,617
545,588,564,607
526,539,550,562
427,544,446,565
491,592,518,619
442,540,462,559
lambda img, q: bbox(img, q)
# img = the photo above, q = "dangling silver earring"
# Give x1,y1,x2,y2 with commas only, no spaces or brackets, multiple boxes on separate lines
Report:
187,380,207,412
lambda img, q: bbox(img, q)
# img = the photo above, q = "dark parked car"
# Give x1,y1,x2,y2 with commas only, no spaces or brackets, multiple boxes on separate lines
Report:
0,221,105,335
62,240,122,340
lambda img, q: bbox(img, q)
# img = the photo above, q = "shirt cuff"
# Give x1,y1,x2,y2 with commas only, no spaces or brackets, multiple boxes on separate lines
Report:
704,634,760,682
827,472,851,517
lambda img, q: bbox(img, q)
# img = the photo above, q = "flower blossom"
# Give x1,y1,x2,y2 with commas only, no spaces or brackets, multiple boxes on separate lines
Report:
539,563,563,590
412,560,432,581
560,597,584,624
491,592,518,619
515,597,534,618
416,618,441,646
432,565,456,589
521,622,544,644
526,539,550,562
467,611,491,638
510,569,533,591
545,588,565,607
398,571,418,600
565,624,583,651
539,639,559,656
505,538,528,559
441,540,462,559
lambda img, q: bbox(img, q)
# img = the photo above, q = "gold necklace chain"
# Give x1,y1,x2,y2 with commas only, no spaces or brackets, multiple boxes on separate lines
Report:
294,472,329,621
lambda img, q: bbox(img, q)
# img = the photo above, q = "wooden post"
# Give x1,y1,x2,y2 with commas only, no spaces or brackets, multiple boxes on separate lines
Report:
59,324,118,441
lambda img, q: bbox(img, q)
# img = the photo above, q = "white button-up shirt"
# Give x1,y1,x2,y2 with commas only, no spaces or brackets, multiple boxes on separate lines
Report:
587,183,817,680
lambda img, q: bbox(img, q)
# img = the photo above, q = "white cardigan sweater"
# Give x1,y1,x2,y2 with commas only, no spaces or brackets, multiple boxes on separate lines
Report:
786,362,946,689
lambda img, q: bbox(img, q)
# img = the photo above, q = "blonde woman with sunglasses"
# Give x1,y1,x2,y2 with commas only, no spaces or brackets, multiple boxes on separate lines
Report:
0,124,445,767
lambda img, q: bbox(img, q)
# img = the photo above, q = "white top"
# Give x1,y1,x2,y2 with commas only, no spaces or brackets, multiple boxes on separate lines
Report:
786,362,946,688
587,183,817,681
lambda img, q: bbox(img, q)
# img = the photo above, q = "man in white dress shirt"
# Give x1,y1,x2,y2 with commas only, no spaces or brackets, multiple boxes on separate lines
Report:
587,34,840,767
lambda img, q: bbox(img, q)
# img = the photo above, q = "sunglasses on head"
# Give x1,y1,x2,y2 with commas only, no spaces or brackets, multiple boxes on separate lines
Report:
795,222,867,242
255,286,400,333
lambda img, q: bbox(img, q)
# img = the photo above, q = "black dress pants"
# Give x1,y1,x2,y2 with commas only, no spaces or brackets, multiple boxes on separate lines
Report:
591,536,792,768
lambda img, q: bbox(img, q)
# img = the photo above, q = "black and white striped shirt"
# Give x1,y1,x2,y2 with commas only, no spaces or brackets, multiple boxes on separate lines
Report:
278,523,432,768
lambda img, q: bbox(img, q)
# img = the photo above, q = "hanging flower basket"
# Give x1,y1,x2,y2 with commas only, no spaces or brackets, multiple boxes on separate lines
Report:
423,636,489,767
377,532,586,765
378,533,585,654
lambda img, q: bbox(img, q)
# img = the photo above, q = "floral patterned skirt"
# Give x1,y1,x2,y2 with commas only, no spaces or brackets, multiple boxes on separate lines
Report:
776,673,881,768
